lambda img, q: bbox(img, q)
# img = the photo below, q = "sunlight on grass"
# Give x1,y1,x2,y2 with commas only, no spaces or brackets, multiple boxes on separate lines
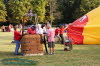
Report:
73,46,89,50
0,31,100,66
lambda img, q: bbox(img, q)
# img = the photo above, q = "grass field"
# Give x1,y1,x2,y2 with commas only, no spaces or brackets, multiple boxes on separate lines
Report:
0,31,100,66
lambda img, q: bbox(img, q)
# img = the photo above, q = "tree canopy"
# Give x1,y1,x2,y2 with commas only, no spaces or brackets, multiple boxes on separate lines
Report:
7,0,32,23
0,0,7,22
57,0,100,23
0,0,100,25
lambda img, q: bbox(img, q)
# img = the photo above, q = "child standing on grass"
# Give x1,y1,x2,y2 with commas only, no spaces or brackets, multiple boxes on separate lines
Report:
14,27,21,55
46,24,55,55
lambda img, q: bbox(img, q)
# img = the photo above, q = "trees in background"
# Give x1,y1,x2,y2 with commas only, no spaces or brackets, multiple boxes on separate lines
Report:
46,0,62,24
6,0,47,24
7,0,31,23
0,0,100,25
31,0,47,23
57,0,100,23
0,0,7,22
73,0,100,19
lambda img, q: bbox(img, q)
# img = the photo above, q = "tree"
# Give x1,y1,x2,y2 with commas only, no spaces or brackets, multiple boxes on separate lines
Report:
7,0,31,24
0,1,7,22
31,0,47,23
57,0,100,23
57,0,82,23
1,0,99,24
73,0,100,19
7,0,47,24
45,0,62,24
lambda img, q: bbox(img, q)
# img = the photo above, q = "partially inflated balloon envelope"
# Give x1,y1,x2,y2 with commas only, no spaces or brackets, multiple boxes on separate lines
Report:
67,6,100,44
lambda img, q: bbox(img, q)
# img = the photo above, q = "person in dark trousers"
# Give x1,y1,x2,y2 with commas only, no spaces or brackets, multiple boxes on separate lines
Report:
46,24,55,55
14,27,21,55
59,25,65,44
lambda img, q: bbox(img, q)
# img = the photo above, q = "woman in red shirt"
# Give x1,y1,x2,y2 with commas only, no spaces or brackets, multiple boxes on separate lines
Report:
14,27,21,55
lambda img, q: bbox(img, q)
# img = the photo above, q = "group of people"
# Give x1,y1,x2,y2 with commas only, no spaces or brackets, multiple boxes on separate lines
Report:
1,24,22,32
27,24,44,34
1,24,14,32
14,23,68,55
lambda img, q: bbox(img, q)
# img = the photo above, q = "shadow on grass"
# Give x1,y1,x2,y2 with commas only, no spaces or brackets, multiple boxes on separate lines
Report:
0,51,22,58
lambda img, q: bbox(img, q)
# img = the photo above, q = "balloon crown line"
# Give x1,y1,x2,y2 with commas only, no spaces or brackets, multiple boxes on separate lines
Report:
1,58,38,65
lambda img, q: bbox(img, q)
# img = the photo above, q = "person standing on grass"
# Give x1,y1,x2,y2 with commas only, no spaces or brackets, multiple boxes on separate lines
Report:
59,25,65,44
46,24,55,55
1,25,5,32
54,26,61,43
14,27,21,55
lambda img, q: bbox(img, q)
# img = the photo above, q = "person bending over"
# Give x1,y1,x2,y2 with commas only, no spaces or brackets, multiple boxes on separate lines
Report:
27,26,36,34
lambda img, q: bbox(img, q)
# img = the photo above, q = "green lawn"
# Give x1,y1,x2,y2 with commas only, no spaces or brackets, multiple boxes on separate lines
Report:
0,31,100,66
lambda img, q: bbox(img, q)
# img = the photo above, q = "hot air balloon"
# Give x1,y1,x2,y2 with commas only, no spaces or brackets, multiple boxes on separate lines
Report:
67,6,100,44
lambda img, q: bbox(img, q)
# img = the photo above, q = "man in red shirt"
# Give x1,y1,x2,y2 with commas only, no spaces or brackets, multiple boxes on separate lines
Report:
27,26,36,34
14,27,21,55
59,25,65,44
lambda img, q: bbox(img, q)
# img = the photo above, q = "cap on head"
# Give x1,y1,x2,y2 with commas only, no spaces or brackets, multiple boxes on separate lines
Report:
31,25,36,30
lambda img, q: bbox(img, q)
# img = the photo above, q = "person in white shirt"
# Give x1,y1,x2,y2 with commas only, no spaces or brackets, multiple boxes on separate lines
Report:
42,24,47,34
36,24,43,34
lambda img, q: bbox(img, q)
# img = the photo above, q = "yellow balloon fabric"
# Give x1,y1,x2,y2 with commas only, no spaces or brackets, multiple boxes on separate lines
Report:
83,6,100,44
